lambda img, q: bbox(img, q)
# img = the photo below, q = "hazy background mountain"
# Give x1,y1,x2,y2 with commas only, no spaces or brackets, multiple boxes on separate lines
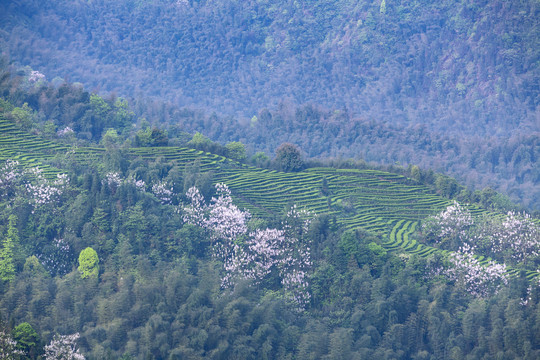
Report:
0,0,538,207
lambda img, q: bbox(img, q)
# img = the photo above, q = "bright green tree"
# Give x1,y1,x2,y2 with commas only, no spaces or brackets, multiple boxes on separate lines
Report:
225,141,247,161
100,128,120,149
10,103,34,130
187,132,212,150
0,215,18,282
78,247,99,279
12,322,39,357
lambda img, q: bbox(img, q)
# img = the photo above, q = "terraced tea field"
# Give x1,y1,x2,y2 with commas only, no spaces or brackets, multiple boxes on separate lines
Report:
1,115,538,280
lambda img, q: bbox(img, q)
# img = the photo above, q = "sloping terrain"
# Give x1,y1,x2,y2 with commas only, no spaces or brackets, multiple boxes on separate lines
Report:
1,115,537,280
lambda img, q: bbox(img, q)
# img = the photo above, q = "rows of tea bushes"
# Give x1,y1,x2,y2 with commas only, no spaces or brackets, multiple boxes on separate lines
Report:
1,116,537,280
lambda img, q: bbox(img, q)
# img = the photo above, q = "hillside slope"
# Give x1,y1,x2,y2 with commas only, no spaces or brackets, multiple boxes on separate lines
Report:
1,114,537,280
2,112,540,359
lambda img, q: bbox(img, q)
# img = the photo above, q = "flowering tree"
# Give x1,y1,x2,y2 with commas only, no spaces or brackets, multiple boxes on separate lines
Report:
24,169,69,207
183,184,313,310
424,202,540,268
0,328,24,359
151,181,174,204
424,202,540,296
422,201,473,247
44,333,85,360
0,160,20,200
445,244,509,298
57,126,75,137
28,70,45,83
481,212,540,265
102,172,122,194
0,160,69,211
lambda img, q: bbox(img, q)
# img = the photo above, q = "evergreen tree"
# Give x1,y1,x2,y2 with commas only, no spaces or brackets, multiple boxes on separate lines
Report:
0,215,18,282
274,143,304,172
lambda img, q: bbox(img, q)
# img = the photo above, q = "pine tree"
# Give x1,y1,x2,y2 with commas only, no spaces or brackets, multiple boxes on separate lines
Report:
0,215,18,282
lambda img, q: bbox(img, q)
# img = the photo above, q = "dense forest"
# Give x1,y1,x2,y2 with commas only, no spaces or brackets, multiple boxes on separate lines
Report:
0,0,539,358
0,0,538,208
0,61,539,360
1,0,538,129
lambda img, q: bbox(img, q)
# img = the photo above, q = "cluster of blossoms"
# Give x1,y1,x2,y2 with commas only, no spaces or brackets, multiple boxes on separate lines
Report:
445,243,509,298
28,70,45,82
424,202,540,292
125,175,146,192
25,169,69,207
175,0,189,6
0,160,20,198
106,173,148,193
423,201,473,245
0,329,84,359
484,212,540,264
44,333,85,360
103,172,122,189
57,126,75,137
0,329,25,358
151,181,174,204
183,184,313,310
0,160,69,209
104,172,178,204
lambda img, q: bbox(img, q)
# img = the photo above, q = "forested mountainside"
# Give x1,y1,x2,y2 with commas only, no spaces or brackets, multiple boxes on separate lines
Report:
1,67,540,359
1,0,538,209
0,57,538,209
0,0,538,134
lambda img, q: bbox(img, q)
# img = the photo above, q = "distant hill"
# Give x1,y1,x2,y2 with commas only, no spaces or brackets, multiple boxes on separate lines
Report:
0,0,537,134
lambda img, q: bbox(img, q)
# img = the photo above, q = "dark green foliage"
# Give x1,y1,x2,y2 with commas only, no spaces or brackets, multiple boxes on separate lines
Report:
135,127,168,147
2,0,538,131
274,143,304,172
0,215,18,282
0,155,538,358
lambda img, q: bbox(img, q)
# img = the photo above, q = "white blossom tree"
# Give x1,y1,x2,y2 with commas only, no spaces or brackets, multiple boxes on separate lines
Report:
424,202,540,267
0,160,20,200
422,201,473,247
424,202,540,295
44,333,85,360
0,329,24,359
183,184,313,310
485,212,540,265
0,160,69,211
445,243,509,298
151,181,174,204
